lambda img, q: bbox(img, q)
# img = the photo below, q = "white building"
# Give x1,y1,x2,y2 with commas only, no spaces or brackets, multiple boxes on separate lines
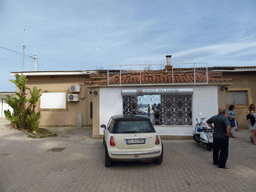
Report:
0,92,15,118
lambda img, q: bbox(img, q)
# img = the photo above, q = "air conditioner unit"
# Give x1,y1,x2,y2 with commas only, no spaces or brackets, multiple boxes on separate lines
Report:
70,85,80,93
68,94,79,102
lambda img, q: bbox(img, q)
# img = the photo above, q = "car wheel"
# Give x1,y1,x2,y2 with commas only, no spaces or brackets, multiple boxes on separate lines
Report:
154,144,163,165
105,148,112,167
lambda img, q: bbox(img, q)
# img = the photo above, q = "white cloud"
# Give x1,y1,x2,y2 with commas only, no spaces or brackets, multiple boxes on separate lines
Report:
121,42,256,66
173,42,256,59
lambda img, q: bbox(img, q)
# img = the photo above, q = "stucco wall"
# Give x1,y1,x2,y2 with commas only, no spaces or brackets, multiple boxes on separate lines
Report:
98,86,218,136
99,88,123,135
11,70,255,133
91,88,100,138
26,75,89,127
221,72,256,129
218,86,227,110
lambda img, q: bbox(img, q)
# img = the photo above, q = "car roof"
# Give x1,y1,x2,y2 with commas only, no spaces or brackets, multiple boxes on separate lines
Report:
111,115,150,121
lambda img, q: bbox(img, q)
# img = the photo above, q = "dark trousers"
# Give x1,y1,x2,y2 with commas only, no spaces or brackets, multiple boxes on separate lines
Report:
213,138,229,168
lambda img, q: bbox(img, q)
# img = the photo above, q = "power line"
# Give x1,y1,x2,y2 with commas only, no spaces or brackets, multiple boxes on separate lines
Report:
0,46,35,59
0,59,23,60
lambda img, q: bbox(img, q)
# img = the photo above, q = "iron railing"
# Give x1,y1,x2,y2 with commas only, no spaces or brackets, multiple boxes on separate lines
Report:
107,63,208,86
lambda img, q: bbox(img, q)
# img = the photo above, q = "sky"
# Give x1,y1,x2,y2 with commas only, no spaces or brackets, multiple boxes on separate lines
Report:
0,0,256,92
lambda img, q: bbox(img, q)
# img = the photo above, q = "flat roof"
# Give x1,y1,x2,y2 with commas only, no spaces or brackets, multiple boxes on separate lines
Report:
11,66,256,77
11,70,97,76
0,92,15,96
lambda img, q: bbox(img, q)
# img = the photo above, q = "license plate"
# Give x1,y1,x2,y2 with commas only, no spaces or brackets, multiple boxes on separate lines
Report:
126,139,145,144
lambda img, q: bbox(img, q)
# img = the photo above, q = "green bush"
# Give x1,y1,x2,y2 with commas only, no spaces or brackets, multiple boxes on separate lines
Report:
4,74,42,132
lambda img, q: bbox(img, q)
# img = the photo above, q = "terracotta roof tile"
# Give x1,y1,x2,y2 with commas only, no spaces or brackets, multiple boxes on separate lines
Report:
84,71,233,85
89,73,107,78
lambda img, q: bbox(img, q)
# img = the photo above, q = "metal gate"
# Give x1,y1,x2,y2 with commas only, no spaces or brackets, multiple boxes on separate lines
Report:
123,94,192,125
161,95,192,125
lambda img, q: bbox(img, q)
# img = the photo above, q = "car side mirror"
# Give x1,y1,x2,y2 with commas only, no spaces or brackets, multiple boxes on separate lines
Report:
100,124,106,129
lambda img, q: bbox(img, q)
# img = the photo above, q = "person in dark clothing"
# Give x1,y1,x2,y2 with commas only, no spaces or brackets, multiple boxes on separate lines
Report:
206,107,231,169
246,104,256,144
154,110,160,125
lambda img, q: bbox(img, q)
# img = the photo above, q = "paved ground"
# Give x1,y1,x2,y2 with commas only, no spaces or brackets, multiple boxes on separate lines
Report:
0,117,256,192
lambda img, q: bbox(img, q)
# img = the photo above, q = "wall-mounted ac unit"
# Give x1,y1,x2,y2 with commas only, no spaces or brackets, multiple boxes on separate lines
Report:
68,94,79,102
70,85,80,93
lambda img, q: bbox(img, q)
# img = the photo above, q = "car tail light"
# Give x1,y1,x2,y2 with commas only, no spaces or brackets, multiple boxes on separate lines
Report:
155,135,160,145
110,136,116,146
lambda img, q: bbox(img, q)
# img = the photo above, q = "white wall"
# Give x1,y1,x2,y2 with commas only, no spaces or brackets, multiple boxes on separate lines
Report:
0,98,14,118
99,86,219,136
155,86,218,136
192,86,219,126
99,88,123,134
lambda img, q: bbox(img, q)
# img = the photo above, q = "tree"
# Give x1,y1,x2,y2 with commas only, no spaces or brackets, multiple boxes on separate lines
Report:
4,74,42,133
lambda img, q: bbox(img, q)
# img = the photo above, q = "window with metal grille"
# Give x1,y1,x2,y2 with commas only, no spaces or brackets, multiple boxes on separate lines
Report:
226,91,248,105
123,94,192,126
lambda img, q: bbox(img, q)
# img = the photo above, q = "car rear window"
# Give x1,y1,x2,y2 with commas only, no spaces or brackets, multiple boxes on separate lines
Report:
113,120,155,133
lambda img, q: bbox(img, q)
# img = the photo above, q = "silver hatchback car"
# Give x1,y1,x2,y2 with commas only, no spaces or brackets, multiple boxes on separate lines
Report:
101,115,163,167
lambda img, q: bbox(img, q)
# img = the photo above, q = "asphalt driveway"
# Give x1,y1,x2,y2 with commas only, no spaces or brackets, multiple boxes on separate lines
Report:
0,118,256,192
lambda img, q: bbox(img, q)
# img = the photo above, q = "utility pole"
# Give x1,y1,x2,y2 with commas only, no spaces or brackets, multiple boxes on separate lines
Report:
21,29,38,71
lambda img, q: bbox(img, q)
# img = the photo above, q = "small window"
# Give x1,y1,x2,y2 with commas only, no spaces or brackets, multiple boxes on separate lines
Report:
226,91,248,105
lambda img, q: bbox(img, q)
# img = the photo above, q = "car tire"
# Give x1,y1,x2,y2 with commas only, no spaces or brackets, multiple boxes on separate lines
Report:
154,144,163,165
105,148,112,167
